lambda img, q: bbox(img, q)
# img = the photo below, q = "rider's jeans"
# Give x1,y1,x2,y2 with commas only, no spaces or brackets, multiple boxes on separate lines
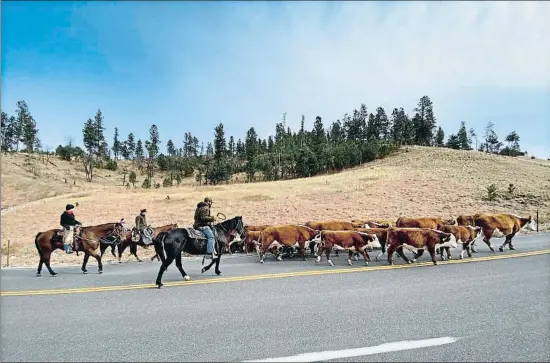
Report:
201,226,215,254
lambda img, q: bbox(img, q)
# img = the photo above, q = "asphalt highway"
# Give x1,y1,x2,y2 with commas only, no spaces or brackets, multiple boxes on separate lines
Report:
1,233,549,362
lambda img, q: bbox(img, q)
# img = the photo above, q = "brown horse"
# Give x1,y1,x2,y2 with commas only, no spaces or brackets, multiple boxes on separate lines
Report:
115,223,178,263
34,222,125,276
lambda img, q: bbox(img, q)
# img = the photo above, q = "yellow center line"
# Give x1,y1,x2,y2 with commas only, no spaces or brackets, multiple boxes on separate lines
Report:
2,249,549,297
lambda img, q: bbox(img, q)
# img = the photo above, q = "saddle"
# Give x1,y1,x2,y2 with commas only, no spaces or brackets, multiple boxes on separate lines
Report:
132,226,154,245
185,227,207,240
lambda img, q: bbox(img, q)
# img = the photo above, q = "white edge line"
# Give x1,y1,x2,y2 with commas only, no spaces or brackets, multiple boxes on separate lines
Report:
242,336,461,362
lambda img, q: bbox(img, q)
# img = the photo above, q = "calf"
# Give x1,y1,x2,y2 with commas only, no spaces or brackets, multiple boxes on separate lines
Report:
386,227,456,265
255,225,320,263
243,230,261,255
315,230,380,266
436,225,482,260
456,214,478,253
473,213,537,252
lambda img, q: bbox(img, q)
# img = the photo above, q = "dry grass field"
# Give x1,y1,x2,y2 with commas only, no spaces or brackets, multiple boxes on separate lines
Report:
2,146,549,268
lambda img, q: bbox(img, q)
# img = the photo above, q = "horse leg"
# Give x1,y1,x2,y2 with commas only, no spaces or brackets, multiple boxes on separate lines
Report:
117,242,128,263
100,243,107,257
175,253,191,281
110,244,117,258
130,243,142,262
88,250,103,274
37,251,57,277
82,253,90,274
155,246,176,288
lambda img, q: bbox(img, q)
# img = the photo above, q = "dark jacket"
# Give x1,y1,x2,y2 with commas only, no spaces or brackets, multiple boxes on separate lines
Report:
194,202,214,228
135,214,147,231
60,211,80,228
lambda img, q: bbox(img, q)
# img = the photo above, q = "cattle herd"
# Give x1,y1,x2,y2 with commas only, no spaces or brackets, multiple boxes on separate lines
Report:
234,213,537,267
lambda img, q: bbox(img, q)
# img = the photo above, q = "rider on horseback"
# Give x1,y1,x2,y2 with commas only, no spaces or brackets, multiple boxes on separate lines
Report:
134,208,151,243
194,197,218,259
60,204,81,254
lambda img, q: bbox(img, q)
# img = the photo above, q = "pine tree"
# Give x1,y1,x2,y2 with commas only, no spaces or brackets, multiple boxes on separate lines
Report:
135,139,144,159
457,121,470,150
16,101,39,153
166,139,176,156
228,136,235,157
375,107,390,141
245,127,258,181
413,96,436,146
435,127,445,147
112,127,121,160
213,123,226,161
126,133,136,159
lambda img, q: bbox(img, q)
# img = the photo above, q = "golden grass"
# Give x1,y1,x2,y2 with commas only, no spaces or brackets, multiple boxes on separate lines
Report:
2,146,550,267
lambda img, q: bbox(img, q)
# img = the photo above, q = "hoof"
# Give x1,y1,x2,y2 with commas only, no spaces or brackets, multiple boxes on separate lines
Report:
201,268,206,274
498,247,504,252
183,275,191,281
509,246,515,250
36,273,41,277
328,260,334,267
347,259,352,266
98,270,103,274
433,261,439,265
408,260,412,264
51,272,58,277
156,283,163,289
118,261,122,264
364,261,369,266
259,260,264,264
82,270,88,274
215,271,221,276
460,255,464,260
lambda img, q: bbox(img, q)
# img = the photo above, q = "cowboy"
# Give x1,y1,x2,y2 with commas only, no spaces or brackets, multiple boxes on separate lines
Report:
120,218,128,233
60,204,81,254
193,197,218,259
135,209,148,241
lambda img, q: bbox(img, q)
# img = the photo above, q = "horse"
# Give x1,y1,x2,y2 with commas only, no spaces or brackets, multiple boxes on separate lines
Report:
34,222,126,276
116,223,178,263
153,214,244,288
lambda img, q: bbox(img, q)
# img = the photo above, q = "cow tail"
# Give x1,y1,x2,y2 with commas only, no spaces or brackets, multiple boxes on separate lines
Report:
153,232,167,264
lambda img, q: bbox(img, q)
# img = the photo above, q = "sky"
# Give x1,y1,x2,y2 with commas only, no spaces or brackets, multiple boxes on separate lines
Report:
2,1,550,158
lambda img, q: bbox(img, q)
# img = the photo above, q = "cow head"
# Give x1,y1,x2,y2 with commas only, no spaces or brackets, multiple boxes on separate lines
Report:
522,216,537,232
358,232,381,249
444,217,457,226
467,226,482,240
436,231,458,249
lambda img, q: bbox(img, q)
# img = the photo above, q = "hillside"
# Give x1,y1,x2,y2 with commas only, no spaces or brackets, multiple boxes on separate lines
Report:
2,146,549,267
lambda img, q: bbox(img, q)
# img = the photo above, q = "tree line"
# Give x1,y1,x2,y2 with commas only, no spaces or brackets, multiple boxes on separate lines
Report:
1,95,527,188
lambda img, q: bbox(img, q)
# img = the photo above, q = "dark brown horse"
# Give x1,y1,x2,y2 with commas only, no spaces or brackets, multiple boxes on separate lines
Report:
34,222,125,276
115,223,178,263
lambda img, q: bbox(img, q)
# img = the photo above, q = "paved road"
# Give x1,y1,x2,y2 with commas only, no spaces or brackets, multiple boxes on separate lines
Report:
1,233,549,362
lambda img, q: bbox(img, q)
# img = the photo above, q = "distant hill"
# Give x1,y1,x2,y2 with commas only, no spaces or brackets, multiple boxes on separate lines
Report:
2,146,549,267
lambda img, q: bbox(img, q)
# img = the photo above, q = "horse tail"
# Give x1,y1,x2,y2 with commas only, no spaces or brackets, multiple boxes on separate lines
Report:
154,232,167,264
35,232,43,255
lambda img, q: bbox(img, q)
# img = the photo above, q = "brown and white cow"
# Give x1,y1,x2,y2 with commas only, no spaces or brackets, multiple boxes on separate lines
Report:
456,214,479,252
255,224,320,263
352,219,392,229
353,227,394,261
244,224,271,232
473,213,537,252
243,230,261,255
314,230,380,266
304,220,364,231
386,227,457,265
436,225,482,260
395,216,457,229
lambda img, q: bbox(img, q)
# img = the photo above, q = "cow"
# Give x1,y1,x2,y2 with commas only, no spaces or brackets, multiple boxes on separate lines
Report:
354,227,394,261
304,220,364,257
243,230,261,255
473,213,537,252
314,230,380,267
254,224,320,263
435,225,482,260
351,219,392,228
244,224,271,232
386,227,457,266
395,216,457,229
456,214,478,252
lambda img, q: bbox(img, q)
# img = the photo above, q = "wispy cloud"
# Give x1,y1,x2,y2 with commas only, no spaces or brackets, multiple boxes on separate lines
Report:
2,1,549,156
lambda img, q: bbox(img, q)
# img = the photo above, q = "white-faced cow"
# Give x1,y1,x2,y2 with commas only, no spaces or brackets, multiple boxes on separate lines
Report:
386,227,457,265
456,214,479,252
314,230,380,266
436,225,482,260
254,224,320,263
473,213,537,252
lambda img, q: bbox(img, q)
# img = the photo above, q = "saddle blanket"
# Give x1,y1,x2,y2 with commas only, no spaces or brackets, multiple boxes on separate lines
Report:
185,227,208,240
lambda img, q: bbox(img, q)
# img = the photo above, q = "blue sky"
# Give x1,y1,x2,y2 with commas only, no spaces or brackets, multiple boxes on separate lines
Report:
2,1,550,157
